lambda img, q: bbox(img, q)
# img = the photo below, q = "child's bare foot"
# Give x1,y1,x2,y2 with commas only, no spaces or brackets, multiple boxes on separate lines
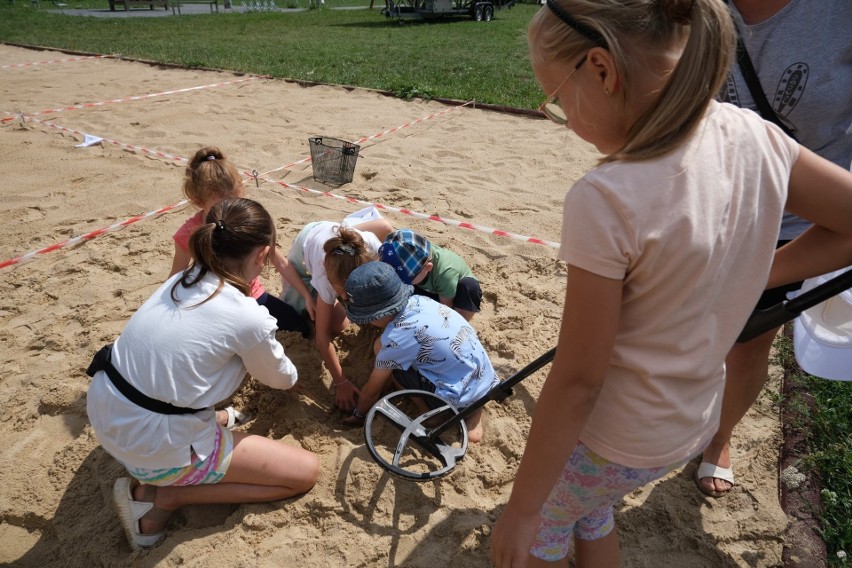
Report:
464,410,484,444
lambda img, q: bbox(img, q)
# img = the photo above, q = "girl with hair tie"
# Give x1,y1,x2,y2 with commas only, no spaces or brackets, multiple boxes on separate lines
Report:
87,198,320,552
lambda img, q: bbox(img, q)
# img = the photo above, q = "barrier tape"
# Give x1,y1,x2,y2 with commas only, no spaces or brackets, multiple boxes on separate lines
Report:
2,109,557,270
0,54,114,70
0,199,189,270
256,175,560,249
0,76,264,123
16,116,190,163
258,101,474,177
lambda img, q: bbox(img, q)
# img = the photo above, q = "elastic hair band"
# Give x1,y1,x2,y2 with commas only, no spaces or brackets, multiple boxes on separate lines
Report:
545,0,608,48
215,220,226,232
207,155,216,161
331,244,357,256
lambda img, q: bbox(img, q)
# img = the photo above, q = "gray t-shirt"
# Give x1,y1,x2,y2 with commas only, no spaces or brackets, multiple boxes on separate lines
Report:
721,0,852,240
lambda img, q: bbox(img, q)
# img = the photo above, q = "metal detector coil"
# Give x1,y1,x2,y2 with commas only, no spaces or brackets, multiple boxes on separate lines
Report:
364,390,468,481
363,348,557,481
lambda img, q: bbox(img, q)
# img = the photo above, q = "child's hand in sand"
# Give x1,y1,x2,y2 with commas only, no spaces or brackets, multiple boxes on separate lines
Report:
342,413,365,427
333,379,360,412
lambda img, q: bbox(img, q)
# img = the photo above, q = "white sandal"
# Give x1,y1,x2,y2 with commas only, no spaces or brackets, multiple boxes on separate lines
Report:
223,406,248,429
694,461,736,498
112,477,167,551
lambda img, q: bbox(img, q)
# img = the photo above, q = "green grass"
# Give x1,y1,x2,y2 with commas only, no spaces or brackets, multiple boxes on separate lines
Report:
0,0,544,108
774,333,852,566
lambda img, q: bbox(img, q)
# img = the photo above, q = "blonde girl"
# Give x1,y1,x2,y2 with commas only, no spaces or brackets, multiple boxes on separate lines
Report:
490,0,852,566
170,146,311,337
88,198,320,551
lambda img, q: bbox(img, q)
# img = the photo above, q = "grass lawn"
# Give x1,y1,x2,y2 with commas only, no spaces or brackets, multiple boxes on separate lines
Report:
1,1,850,562
0,0,545,109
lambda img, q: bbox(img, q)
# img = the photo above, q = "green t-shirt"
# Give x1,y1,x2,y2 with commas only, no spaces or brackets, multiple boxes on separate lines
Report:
418,245,475,299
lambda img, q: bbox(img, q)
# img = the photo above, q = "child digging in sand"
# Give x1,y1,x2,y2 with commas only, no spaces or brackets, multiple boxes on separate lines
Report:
340,261,498,442
87,198,319,551
170,146,311,338
278,207,394,412
379,229,482,322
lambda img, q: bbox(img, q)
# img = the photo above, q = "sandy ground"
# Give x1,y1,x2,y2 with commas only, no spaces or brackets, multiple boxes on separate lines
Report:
0,44,790,567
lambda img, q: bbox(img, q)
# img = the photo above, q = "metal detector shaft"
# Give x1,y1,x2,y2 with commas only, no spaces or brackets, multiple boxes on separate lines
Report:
429,347,557,439
737,268,852,343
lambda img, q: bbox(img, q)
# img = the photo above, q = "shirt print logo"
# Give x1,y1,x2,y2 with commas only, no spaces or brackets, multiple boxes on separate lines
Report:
774,63,807,118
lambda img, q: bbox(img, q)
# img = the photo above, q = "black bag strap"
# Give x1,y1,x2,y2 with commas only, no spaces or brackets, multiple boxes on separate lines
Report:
726,2,798,140
86,344,206,415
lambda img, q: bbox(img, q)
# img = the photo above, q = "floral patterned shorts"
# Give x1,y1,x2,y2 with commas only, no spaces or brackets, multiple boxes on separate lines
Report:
531,441,683,562
127,423,234,487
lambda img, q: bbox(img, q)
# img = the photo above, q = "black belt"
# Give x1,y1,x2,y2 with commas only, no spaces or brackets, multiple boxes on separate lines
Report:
86,343,205,415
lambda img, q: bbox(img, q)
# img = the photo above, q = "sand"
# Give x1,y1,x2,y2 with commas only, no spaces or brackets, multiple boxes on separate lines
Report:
0,44,790,567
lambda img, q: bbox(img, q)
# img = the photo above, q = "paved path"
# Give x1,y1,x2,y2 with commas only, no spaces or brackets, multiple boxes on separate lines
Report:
47,3,371,17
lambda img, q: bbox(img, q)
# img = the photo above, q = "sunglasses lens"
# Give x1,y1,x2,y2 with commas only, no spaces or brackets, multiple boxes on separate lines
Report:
543,100,567,124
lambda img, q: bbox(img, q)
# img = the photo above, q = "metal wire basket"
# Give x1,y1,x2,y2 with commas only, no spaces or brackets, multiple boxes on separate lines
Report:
308,137,360,186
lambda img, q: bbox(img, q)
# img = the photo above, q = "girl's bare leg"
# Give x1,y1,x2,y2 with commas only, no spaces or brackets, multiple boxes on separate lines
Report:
136,433,319,534
574,530,619,568
699,327,777,494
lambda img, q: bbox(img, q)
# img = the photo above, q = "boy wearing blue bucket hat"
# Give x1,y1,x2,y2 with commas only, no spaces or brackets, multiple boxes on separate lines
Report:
342,261,498,442
379,229,482,321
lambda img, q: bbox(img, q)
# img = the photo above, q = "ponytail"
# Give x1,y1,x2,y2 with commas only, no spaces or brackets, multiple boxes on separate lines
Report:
529,0,736,163
323,226,377,291
171,198,275,306
182,146,245,209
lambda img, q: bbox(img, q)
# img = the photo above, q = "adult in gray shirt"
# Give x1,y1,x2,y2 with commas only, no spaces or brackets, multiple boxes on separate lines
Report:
697,0,852,498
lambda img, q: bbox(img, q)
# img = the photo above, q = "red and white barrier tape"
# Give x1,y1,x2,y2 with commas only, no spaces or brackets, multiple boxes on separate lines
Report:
0,76,263,123
258,101,474,177
2,111,557,270
0,54,114,70
0,199,189,270
257,175,559,249
19,116,190,162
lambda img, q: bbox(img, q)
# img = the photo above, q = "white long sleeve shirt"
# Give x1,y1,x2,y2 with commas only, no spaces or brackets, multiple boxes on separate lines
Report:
87,269,297,469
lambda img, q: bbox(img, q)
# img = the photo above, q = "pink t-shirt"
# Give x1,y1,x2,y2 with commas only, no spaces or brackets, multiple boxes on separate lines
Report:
559,101,798,468
173,211,266,299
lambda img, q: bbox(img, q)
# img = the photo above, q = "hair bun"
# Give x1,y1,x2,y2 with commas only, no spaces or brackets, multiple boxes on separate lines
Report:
658,0,694,25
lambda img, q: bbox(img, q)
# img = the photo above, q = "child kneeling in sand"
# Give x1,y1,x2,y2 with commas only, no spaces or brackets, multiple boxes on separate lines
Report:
341,261,498,442
87,198,319,551
380,229,482,322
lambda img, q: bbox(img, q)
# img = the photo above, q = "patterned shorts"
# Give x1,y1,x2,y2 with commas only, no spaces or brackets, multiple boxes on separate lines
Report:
127,423,235,487
531,441,683,562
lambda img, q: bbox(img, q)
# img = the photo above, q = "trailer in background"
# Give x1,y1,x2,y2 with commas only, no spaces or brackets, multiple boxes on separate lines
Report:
382,0,515,22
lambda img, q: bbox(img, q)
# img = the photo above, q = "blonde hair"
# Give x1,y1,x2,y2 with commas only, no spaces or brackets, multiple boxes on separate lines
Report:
182,146,245,209
323,226,377,291
172,198,276,305
529,0,736,163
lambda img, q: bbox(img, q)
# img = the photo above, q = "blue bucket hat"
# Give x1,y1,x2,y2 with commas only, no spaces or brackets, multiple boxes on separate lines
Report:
379,229,431,285
345,261,413,324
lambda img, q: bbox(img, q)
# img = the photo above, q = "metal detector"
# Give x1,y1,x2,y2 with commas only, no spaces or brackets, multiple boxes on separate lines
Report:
737,268,852,343
364,347,556,481
364,268,852,481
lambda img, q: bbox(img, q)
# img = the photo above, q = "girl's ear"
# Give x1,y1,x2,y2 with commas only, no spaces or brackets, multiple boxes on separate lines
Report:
587,46,620,95
257,245,271,267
